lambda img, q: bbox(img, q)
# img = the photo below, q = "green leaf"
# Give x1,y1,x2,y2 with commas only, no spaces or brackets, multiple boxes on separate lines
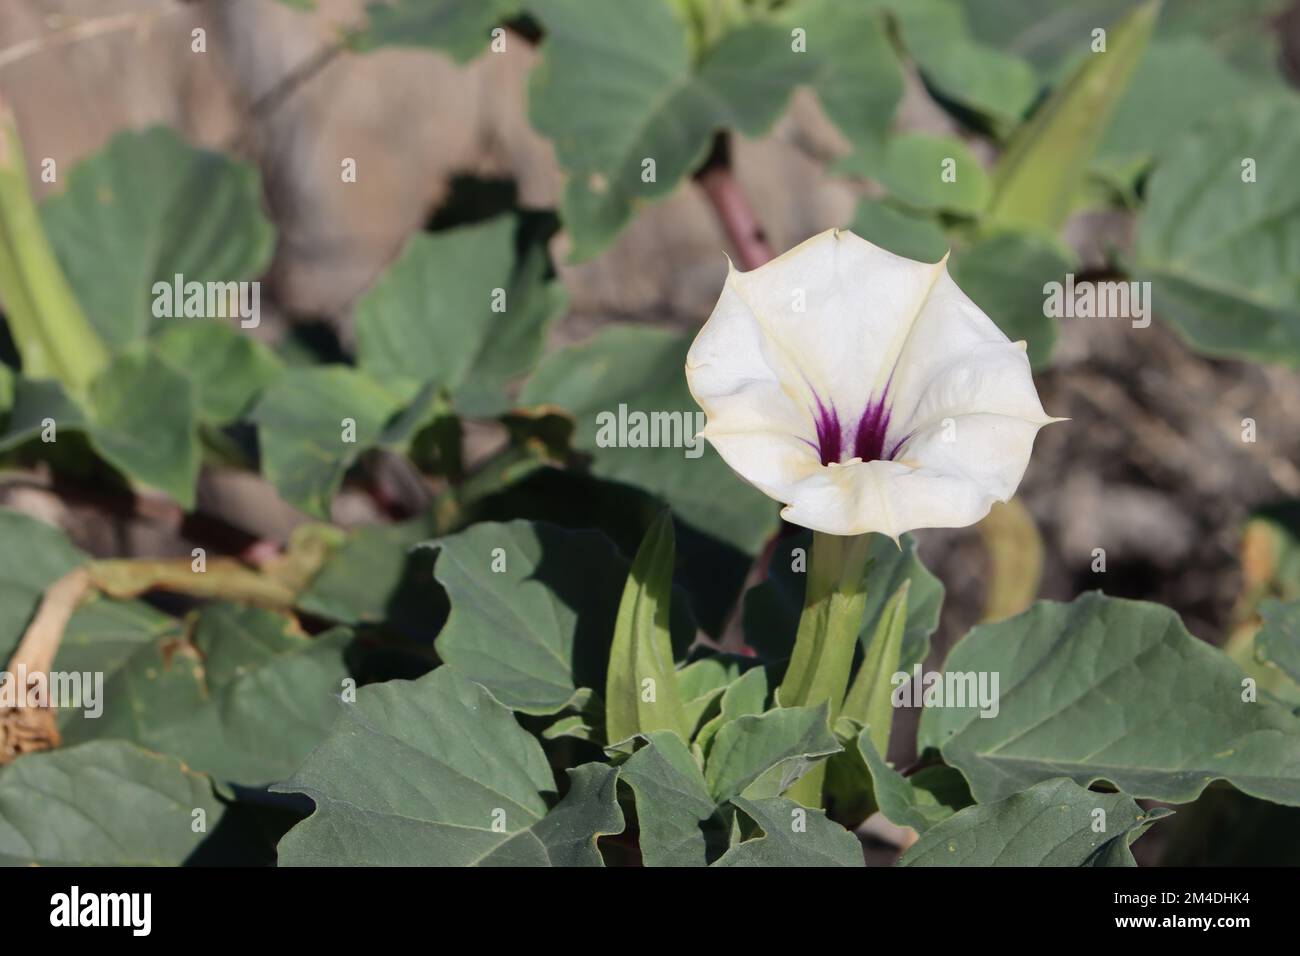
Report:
276,668,581,865
251,365,405,518
154,322,283,425
744,530,943,673
920,592,1300,806
1092,38,1265,191
430,520,695,715
712,796,864,867
458,465,752,637
474,763,624,866
957,0,1124,80
354,217,566,417
847,199,949,263
1257,599,1300,687
704,703,840,803
820,715,874,825
899,777,1169,867
296,510,444,642
0,376,87,453
891,0,1039,131
0,741,226,866
677,654,752,734
948,231,1073,370
780,0,902,145
984,0,1158,234
1154,0,1292,83
0,508,85,659
618,730,727,866
519,324,779,555
355,0,519,62
2,354,202,508
959,0,1290,86
694,664,768,755
1143,271,1300,368
839,134,991,217
621,712,843,866
52,594,174,676
1132,99,1300,365
528,0,815,259
60,603,354,786
856,730,969,834
41,127,274,349
606,510,691,743
85,351,201,507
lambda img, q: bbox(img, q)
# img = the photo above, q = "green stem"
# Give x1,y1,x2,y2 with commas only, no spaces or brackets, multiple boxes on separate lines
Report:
778,530,873,806
0,98,109,395
842,579,910,758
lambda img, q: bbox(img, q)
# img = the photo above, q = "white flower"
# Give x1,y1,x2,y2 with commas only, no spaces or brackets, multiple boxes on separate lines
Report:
685,228,1059,539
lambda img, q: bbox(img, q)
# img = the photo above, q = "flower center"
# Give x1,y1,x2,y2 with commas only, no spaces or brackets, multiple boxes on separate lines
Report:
809,388,909,466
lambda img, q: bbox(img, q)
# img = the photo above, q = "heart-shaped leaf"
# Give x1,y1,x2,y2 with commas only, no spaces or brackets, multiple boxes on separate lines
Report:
251,366,405,518
354,217,566,417
618,705,842,866
920,592,1300,806
618,730,727,867
41,127,274,349
0,741,227,866
0,353,202,508
1133,99,1300,364
528,0,815,259
154,322,283,426
276,668,623,865
429,520,695,715
856,729,970,834
704,703,839,803
60,603,354,787
899,777,1169,867
712,795,863,867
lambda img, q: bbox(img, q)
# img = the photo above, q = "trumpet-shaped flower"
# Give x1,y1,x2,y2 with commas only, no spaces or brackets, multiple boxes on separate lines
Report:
685,228,1059,538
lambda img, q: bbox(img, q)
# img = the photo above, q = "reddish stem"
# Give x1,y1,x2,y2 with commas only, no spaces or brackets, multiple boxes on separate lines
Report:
695,155,774,271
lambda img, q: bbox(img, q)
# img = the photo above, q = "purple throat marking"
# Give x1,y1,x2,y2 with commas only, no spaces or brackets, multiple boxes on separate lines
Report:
808,385,911,466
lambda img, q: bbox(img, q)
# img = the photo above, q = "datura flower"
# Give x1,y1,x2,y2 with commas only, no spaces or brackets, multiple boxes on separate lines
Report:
686,228,1058,538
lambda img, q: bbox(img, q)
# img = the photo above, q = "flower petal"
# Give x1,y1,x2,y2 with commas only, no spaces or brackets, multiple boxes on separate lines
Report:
686,228,1058,538
721,230,945,420
887,270,1052,434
